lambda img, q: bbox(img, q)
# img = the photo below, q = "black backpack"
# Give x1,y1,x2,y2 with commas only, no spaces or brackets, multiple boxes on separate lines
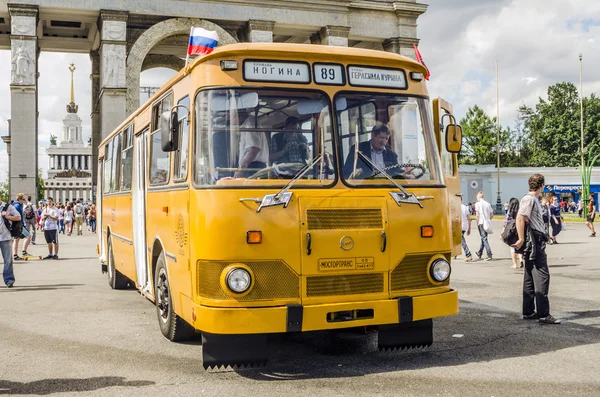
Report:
2,204,23,238
501,218,519,246
24,203,35,220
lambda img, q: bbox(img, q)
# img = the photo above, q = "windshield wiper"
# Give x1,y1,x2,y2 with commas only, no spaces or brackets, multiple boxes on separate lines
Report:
240,154,325,212
357,151,426,208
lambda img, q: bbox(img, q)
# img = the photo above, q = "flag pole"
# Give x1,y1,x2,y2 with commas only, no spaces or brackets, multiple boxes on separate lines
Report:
185,26,193,70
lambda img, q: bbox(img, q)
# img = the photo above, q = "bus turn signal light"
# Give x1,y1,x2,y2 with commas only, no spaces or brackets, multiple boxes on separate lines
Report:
421,226,434,238
246,230,262,244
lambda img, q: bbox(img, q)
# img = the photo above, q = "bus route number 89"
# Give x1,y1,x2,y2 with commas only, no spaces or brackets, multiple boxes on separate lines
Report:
314,64,343,85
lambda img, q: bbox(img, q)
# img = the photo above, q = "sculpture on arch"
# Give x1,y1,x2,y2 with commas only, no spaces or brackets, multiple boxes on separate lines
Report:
11,43,35,85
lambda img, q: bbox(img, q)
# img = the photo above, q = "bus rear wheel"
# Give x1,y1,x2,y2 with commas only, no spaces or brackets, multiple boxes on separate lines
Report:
154,255,195,341
107,239,128,289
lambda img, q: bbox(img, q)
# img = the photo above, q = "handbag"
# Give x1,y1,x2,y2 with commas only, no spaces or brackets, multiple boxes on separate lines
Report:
483,217,494,234
561,220,567,231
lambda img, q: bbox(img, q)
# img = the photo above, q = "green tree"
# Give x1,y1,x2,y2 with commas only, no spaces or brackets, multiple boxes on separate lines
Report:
458,105,510,165
523,82,581,166
0,179,8,203
37,168,45,202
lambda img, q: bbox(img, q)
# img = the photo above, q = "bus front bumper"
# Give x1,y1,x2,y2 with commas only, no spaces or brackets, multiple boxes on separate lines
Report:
193,290,458,334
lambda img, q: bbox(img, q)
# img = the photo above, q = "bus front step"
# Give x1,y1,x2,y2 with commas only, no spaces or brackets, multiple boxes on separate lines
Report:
377,319,433,351
201,332,268,369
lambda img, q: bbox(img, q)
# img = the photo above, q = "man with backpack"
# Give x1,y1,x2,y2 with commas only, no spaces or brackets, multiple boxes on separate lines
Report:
12,193,32,260
74,200,84,236
512,173,561,325
1,197,21,288
24,196,37,245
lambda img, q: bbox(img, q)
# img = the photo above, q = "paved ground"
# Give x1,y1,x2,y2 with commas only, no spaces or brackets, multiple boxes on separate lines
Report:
1,220,600,396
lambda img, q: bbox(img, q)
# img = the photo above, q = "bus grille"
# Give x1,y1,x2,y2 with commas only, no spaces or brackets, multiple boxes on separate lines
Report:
197,260,300,301
390,253,451,291
306,209,383,230
306,273,384,297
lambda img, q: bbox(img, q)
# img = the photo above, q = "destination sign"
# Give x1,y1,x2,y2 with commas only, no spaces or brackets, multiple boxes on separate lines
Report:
348,66,407,89
244,61,310,83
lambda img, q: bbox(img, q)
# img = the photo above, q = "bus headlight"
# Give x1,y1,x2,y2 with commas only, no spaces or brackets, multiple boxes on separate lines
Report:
430,259,451,282
226,268,252,293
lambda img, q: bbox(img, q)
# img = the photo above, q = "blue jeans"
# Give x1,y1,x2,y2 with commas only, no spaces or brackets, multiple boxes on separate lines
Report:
1,239,15,286
59,219,65,234
90,219,96,233
477,224,493,258
461,230,472,258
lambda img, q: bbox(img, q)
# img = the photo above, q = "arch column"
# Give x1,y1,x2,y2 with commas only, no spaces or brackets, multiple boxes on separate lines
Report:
126,18,238,115
99,10,128,140
310,26,350,47
240,20,275,43
9,4,39,200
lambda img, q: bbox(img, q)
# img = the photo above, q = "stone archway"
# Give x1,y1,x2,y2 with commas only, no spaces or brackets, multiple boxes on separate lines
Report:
126,18,238,115
142,54,185,73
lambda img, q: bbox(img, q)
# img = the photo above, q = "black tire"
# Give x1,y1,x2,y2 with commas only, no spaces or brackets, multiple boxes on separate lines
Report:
154,254,195,341
107,238,128,289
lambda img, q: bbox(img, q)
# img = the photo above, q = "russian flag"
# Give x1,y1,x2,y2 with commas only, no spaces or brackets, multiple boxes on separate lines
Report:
187,27,219,56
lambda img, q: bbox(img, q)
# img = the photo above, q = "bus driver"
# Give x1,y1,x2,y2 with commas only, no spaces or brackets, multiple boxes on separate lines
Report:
343,122,406,179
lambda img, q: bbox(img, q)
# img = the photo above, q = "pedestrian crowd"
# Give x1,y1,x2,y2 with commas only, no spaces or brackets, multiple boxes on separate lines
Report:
1,193,97,288
460,173,564,325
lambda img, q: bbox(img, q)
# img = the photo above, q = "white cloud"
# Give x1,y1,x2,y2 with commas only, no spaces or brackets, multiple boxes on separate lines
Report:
420,0,600,127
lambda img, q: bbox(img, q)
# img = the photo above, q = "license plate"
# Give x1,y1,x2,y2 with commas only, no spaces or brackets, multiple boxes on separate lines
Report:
318,257,374,271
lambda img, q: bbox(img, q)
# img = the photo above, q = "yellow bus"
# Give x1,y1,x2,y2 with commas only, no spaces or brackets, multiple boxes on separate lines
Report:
98,43,463,369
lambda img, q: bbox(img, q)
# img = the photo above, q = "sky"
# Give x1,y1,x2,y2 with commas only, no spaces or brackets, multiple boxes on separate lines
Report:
1,0,600,183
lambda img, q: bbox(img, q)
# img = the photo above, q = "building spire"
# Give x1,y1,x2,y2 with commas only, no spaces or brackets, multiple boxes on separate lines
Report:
66,63,78,113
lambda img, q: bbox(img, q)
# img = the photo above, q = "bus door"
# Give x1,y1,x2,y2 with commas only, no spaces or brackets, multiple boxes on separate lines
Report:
433,98,461,257
133,129,151,296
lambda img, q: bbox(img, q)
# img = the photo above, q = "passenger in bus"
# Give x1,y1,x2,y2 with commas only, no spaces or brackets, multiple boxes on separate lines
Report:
343,122,404,179
269,116,309,165
234,108,269,178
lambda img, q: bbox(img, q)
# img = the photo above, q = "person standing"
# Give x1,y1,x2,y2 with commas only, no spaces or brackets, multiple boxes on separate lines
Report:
513,173,561,324
12,193,31,260
74,200,84,236
89,204,97,233
577,199,583,218
24,196,37,245
41,197,59,260
58,204,65,234
460,198,473,262
64,205,74,236
549,196,562,244
474,191,494,261
1,198,21,288
503,200,509,215
586,193,596,237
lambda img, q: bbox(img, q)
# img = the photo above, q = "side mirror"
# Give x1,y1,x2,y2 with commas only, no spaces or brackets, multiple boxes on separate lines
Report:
160,110,179,152
445,124,462,153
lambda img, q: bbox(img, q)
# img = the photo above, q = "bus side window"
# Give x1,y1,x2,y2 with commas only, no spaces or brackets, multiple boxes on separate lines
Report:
120,124,134,190
149,92,173,185
103,140,112,194
111,133,122,192
174,96,190,182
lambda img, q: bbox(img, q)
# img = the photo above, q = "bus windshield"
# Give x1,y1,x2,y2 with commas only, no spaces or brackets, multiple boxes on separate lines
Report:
194,88,336,187
336,93,441,186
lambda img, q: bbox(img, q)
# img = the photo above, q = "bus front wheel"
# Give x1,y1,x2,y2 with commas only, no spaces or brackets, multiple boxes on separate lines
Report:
107,238,128,290
154,255,195,342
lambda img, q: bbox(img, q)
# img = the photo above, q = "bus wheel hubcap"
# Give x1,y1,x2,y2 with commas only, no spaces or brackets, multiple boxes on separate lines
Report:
157,268,170,322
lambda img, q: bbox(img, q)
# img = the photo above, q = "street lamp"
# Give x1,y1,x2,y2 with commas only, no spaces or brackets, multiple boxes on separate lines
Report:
495,60,502,214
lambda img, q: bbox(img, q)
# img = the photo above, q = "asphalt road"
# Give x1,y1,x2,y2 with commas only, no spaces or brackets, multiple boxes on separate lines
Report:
1,220,600,397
